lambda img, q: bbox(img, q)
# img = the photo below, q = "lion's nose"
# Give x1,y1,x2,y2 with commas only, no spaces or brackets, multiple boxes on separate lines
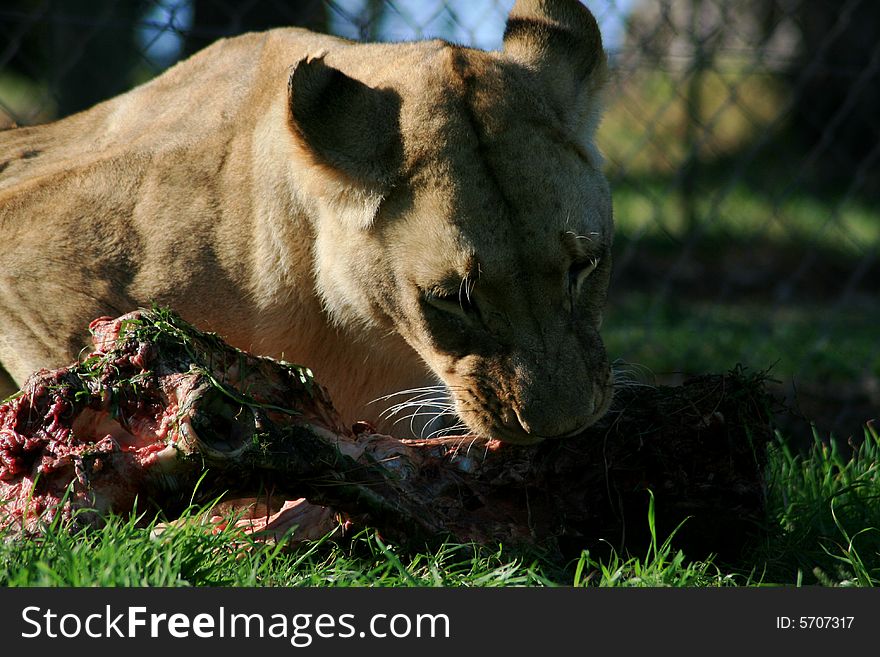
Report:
508,369,615,440
511,401,594,440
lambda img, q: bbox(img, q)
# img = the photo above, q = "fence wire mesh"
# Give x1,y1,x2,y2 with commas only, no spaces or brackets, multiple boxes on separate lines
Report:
1,0,877,440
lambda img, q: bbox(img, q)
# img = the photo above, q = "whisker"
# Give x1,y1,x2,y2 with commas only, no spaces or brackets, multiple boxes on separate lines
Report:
391,408,458,427
424,422,469,440
368,385,450,405
366,383,485,439
386,395,444,410
462,435,484,457
423,418,470,441
380,397,457,420
610,359,657,391
379,394,454,420
386,408,463,440
410,399,438,438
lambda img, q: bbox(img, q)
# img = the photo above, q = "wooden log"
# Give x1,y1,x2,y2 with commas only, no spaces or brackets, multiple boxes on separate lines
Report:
0,309,773,561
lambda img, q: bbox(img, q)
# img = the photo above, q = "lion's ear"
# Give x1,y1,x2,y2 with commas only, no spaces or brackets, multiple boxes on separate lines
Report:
502,0,608,139
287,55,402,190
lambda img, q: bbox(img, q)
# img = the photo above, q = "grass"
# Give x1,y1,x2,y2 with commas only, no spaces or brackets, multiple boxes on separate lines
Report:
758,426,880,586
610,179,879,256
0,507,554,587
605,294,880,386
571,492,738,587
3,425,879,587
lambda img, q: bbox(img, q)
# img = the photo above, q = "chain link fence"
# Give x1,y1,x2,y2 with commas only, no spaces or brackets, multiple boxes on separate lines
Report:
1,0,877,440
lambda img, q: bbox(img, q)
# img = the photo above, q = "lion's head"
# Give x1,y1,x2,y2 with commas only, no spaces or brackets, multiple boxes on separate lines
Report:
287,0,612,443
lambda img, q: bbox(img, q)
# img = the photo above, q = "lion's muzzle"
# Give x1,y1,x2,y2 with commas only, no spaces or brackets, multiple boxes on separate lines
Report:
451,343,614,445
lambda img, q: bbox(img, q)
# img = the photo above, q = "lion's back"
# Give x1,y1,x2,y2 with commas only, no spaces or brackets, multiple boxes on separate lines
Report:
0,28,349,197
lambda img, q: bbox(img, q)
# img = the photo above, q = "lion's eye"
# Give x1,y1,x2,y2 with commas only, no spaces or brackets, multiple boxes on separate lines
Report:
568,257,600,296
425,290,476,321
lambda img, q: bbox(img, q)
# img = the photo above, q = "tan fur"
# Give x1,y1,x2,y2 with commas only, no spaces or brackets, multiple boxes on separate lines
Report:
0,0,613,443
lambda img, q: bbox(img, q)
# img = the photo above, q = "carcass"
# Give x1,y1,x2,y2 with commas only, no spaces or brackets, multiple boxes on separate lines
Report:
0,309,773,560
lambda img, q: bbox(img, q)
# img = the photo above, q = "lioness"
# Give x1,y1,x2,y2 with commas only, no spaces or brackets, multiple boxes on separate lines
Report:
0,0,613,444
